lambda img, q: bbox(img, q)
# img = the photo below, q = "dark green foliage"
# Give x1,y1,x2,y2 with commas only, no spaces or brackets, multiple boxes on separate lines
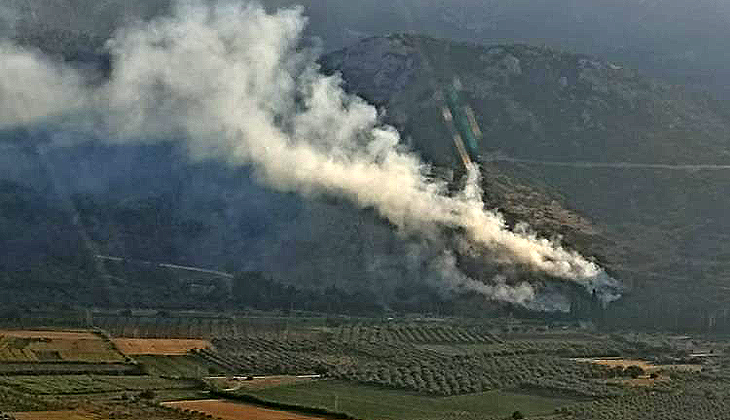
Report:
139,389,156,399
0,363,141,376
210,388,356,419
624,365,645,379
231,272,384,315
133,355,228,379
0,385,65,411
0,181,99,309
0,375,196,395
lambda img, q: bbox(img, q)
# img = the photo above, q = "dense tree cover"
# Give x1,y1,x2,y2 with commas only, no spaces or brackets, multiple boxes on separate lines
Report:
231,272,384,316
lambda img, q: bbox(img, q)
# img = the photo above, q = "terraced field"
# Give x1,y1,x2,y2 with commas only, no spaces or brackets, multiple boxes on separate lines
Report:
0,375,198,395
0,362,138,375
0,385,64,411
134,354,226,377
0,330,124,363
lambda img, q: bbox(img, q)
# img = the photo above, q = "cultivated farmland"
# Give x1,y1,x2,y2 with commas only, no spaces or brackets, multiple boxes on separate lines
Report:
3,317,730,420
0,362,139,376
112,339,211,356
206,375,318,392
0,331,98,340
9,411,93,420
134,355,226,378
243,379,575,420
162,399,328,420
0,330,124,363
334,324,503,345
0,385,64,411
0,375,198,395
201,330,627,397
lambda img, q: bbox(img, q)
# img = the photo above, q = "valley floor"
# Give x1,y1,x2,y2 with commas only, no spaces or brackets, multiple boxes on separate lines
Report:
1,313,729,420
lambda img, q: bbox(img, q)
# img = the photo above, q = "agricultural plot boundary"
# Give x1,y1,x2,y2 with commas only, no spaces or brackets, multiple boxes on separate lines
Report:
0,329,126,365
209,390,356,419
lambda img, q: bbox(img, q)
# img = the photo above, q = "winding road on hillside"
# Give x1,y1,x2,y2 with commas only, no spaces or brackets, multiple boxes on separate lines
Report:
95,255,234,278
486,155,730,171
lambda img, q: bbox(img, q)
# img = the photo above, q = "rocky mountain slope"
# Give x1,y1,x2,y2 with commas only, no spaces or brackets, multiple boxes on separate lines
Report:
321,34,730,328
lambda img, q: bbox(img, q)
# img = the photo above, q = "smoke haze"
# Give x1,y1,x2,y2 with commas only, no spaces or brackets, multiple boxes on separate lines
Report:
0,1,621,309
0,42,86,129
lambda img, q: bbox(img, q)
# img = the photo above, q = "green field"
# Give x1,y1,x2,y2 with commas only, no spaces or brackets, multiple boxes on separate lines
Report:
136,355,225,378
0,362,138,375
0,385,64,411
243,379,575,420
0,375,198,395
0,331,125,363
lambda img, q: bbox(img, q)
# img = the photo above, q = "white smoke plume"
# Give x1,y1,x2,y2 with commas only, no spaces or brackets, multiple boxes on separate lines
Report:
0,42,86,129
0,4,18,39
0,0,622,308
428,251,537,306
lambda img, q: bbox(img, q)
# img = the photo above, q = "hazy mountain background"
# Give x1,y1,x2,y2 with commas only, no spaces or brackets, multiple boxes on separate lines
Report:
5,0,729,98
2,0,730,329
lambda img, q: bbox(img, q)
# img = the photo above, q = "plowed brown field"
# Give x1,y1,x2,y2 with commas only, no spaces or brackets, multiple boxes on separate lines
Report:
162,399,327,420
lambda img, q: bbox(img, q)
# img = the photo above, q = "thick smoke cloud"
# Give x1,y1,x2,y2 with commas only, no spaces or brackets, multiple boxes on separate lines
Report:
0,1,621,309
0,4,18,38
0,43,86,129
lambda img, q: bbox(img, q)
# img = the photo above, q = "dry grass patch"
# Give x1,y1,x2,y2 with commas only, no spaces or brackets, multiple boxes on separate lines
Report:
113,339,211,355
575,358,655,370
210,375,318,391
655,363,702,372
575,358,702,374
0,331,98,340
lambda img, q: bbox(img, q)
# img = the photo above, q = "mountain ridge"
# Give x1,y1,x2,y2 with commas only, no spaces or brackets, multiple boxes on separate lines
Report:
321,34,730,328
